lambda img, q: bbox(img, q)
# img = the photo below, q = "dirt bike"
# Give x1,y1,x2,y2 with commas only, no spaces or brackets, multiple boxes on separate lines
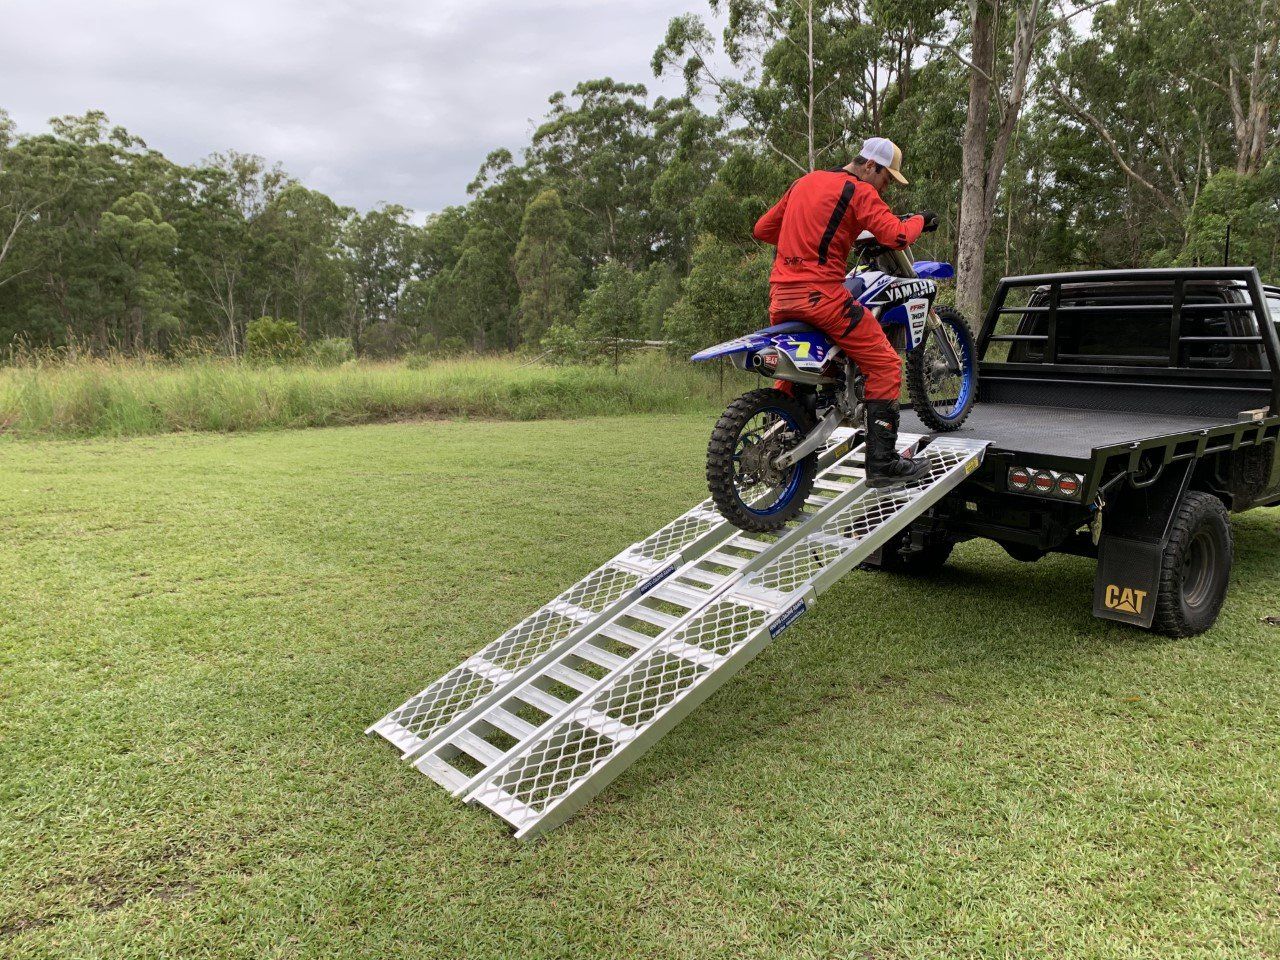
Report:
691,232,977,532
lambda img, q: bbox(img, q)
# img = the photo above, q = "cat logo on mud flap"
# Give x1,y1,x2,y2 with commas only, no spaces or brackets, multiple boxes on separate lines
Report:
1104,584,1148,615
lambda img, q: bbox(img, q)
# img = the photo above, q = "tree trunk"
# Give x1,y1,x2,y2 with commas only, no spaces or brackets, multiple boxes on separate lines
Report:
955,0,997,320
806,0,815,170
133,304,143,355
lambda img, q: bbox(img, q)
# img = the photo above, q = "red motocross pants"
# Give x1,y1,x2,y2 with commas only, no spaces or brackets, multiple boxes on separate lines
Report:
769,283,901,401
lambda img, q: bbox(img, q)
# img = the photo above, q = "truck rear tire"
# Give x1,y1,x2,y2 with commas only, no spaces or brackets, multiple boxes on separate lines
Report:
1152,491,1233,637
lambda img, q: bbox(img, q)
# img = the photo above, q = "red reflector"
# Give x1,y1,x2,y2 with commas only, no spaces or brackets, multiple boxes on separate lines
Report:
1032,472,1056,493
1056,475,1081,497
1008,469,1031,490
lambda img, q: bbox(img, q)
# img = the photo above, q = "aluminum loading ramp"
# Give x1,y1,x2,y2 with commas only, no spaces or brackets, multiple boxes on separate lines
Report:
369,431,988,840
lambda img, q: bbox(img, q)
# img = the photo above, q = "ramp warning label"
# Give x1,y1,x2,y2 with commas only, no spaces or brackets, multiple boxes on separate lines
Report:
769,600,808,638
638,563,677,594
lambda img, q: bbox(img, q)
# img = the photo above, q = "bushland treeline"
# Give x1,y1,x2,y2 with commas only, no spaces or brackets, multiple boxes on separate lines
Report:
1,0,1276,361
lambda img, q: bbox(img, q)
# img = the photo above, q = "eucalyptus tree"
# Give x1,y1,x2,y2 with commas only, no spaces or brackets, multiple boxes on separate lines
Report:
654,0,948,175
258,184,351,337
527,79,662,269
342,203,417,354
97,191,182,352
1050,0,1277,262
648,96,729,271
514,188,579,344
0,112,180,350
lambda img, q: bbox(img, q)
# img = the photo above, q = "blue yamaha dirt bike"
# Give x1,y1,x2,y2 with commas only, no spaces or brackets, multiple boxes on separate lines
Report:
691,233,977,532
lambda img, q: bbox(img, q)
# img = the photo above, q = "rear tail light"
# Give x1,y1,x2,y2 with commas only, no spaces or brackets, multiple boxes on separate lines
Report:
1006,465,1084,500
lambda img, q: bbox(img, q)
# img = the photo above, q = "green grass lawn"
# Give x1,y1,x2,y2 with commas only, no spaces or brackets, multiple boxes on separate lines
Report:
2,415,1280,959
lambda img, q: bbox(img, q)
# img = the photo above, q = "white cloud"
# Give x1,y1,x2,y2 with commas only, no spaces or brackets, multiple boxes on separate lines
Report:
1,0,712,214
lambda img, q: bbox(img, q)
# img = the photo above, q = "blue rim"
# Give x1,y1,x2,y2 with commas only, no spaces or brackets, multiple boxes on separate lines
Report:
734,405,805,517
929,316,976,424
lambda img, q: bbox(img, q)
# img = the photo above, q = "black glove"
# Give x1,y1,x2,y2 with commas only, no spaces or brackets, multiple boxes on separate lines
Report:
918,210,940,233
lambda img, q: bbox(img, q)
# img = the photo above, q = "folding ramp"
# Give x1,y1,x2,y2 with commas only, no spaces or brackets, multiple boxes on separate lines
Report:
369,431,988,840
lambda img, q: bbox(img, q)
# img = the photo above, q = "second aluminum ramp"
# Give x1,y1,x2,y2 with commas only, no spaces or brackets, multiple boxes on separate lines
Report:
465,435,987,839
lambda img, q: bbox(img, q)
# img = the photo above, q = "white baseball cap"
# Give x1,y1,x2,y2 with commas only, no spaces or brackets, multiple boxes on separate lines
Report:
858,136,908,184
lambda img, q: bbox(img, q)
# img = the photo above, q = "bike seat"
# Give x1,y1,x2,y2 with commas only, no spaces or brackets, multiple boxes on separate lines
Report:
763,320,824,336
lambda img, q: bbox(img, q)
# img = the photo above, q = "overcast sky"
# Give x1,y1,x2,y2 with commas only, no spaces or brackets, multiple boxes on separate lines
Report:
1,0,718,216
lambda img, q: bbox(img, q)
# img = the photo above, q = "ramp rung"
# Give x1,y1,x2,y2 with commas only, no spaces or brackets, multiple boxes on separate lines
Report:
453,730,506,768
486,706,536,741
660,639,725,669
807,531,857,550
676,567,725,588
415,754,470,793
469,787,540,832
463,656,516,686
704,551,750,570
624,604,680,630
518,685,572,718
571,706,636,743
545,663,597,694
598,623,656,650
573,642,629,672
652,582,710,608
558,602,595,624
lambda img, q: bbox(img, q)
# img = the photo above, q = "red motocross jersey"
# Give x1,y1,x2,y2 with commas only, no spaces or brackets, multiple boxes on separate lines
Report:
753,169,925,286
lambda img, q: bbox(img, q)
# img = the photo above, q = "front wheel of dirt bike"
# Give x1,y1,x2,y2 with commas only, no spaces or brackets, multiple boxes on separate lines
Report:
906,306,977,432
707,388,817,533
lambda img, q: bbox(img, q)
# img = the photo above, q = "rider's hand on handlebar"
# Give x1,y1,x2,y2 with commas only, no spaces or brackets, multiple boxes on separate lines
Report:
919,210,940,233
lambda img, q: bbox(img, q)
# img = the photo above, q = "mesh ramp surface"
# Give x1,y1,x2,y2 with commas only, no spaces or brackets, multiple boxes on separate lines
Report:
370,432,987,839
367,430,862,756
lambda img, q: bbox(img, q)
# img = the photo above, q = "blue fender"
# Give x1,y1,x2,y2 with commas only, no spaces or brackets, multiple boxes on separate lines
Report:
692,327,833,372
913,260,955,280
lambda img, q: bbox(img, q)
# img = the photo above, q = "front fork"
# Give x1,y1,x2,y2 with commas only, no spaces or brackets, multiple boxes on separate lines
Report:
924,310,962,374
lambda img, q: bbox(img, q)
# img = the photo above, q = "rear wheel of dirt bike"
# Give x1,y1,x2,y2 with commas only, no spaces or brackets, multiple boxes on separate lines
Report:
906,306,977,432
707,388,817,532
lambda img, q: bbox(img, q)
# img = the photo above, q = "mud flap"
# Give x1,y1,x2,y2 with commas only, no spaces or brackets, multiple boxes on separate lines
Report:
1092,460,1193,628
1094,537,1161,627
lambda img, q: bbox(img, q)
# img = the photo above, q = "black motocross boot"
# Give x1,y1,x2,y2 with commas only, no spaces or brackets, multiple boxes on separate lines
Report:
864,399,929,489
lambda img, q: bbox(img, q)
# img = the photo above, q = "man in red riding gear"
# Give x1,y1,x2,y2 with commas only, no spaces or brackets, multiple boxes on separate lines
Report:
753,136,940,487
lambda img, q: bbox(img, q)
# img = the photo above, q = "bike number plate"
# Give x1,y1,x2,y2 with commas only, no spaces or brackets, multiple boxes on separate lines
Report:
906,299,929,350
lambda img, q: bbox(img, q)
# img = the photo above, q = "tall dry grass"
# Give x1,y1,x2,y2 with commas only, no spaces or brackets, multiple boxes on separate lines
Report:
0,354,735,439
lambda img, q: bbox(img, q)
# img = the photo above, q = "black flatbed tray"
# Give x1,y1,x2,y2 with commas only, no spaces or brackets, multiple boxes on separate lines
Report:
902,403,1240,461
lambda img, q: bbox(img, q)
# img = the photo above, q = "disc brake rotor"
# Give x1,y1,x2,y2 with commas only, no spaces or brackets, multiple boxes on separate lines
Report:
735,418,795,491
739,438,786,485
